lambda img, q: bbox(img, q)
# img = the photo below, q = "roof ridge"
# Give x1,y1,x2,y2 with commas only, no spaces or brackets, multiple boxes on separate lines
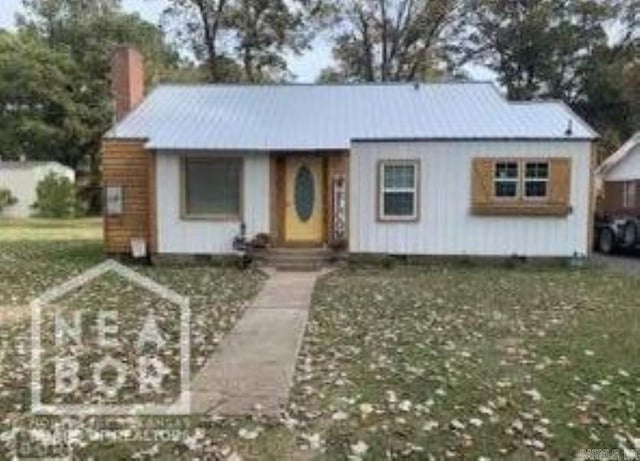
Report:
153,80,498,89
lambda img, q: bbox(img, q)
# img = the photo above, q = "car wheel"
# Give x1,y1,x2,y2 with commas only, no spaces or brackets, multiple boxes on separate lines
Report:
599,227,615,254
622,221,637,247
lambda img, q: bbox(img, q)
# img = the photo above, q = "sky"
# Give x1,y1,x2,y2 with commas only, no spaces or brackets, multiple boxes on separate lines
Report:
0,0,493,82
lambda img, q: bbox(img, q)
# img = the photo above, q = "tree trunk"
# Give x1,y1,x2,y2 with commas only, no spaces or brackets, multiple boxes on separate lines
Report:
379,0,389,81
243,45,255,82
357,9,375,82
196,0,227,82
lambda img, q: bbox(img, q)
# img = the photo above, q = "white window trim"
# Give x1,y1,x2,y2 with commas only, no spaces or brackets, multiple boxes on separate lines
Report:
523,161,550,201
378,160,419,222
493,161,520,200
492,160,551,201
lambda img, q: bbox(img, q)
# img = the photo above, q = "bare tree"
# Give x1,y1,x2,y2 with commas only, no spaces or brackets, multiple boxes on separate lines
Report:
163,0,231,81
164,0,312,82
320,0,464,82
228,0,310,82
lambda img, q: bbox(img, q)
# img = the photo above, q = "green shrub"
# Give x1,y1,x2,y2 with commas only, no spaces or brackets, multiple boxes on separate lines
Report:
0,188,17,212
32,172,76,218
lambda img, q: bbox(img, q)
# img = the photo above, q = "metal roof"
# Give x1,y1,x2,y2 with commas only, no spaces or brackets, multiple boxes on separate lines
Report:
107,82,598,150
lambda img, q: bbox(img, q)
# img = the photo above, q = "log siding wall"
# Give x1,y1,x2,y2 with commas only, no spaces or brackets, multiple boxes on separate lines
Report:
102,139,156,254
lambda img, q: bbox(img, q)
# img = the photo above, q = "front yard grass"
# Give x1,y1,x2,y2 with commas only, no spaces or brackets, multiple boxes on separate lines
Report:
0,227,265,459
0,217,103,242
284,266,640,460
1,221,639,460
89,264,639,460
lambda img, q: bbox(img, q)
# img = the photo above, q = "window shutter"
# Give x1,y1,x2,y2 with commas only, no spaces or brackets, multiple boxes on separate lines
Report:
471,158,494,207
548,158,571,206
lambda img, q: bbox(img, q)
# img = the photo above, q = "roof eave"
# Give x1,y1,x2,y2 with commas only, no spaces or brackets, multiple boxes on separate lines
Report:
350,136,597,143
596,132,640,177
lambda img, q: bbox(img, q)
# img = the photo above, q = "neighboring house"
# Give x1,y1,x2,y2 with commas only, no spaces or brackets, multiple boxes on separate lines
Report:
103,47,598,260
0,159,75,218
595,133,640,218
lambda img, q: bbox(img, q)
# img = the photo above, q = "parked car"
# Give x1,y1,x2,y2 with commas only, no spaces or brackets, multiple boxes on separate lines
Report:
595,215,640,254
595,133,640,255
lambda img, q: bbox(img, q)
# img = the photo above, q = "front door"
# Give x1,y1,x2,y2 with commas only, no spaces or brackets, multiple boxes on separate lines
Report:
284,156,324,244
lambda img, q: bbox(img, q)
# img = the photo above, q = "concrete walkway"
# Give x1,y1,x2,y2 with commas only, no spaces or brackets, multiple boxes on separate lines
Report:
189,270,320,417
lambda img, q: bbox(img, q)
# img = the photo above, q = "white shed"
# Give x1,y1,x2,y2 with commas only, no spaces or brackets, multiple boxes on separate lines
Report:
0,160,75,218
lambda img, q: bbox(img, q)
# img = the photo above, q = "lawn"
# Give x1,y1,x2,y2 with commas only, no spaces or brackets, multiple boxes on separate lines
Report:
284,266,640,460
0,217,103,242
0,219,265,459
0,221,639,460
73,266,638,460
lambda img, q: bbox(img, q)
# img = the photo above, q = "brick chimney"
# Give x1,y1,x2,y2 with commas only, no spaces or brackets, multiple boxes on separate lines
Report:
110,46,144,122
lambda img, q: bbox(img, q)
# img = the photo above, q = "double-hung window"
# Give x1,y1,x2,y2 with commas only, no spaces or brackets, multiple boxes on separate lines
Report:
472,157,571,216
524,162,549,199
378,160,419,221
493,160,550,200
494,161,519,198
182,157,242,219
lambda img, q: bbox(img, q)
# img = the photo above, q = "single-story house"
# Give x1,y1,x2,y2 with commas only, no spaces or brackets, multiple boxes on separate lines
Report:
0,158,75,218
595,132,640,218
103,47,598,260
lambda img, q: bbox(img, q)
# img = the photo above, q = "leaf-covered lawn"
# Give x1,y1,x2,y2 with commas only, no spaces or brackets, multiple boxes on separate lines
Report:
0,236,264,459
82,264,640,461
2,227,639,460
284,266,640,460
0,218,104,306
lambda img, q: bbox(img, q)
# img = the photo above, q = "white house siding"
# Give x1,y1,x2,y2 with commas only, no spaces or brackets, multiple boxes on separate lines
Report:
0,163,75,218
156,151,270,254
349,141,592,257
604,144,640,182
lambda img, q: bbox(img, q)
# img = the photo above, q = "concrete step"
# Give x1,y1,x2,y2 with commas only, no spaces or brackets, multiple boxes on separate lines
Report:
264,254,329,264
265,247,331,256
274,263,324,272
252,247,341,272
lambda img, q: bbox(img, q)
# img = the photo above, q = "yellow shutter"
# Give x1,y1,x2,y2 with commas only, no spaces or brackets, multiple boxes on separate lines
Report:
548,158,571,206
471,158,494,207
